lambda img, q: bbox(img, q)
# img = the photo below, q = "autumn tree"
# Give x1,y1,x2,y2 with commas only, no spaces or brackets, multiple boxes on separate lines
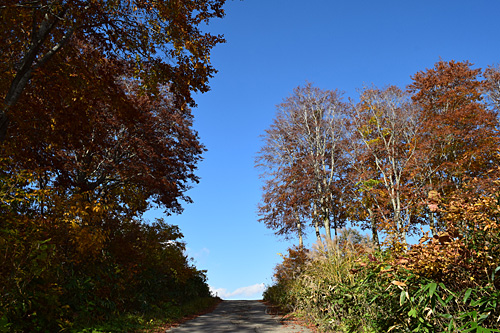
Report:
257,83,350,246
258,161,316,248
257,113,316,247
408,60,500,233
2,38,204,220
0,0,226,140
351,86,420,246
0,38,210,332
484,64,500,112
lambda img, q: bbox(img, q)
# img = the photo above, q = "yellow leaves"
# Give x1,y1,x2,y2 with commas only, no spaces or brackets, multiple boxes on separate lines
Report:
71,223,107,258
368,114,379,125
381,267,392,272
358,124,373,138
366,137,380,145
50,117,57,130
83,202,106,214
391,280,407,287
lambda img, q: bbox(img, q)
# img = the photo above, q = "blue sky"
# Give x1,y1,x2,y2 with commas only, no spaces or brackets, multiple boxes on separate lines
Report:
145,0,500,299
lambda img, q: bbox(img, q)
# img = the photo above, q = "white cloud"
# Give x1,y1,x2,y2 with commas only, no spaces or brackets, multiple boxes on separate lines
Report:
210,283,266,300
190,247,210,260
185,247,210,265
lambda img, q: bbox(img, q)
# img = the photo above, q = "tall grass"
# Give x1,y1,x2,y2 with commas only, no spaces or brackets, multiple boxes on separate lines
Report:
289,232,378,331
264,229,380,331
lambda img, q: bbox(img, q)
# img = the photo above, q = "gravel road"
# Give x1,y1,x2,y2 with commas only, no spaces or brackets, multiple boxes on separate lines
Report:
166,300,313,332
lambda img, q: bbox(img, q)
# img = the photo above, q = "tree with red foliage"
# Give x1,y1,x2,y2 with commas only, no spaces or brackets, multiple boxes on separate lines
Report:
257,83,350,246
0,0,226,140
3,39,204,216
0,37,210,332
409,60,500,233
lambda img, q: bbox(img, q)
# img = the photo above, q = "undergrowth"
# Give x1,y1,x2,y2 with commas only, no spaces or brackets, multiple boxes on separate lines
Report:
263,225,500,332
72,296,221,332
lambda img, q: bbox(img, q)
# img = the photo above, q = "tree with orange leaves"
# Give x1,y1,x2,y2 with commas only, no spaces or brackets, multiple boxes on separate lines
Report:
409,60,500,234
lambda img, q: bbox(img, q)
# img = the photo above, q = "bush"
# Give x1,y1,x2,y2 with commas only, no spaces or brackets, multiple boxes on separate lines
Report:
0,200,214,332
263,222,500,332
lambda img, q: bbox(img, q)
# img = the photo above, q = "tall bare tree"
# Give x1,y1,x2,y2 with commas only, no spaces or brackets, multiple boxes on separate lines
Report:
257,83,349,246
351,86,420,246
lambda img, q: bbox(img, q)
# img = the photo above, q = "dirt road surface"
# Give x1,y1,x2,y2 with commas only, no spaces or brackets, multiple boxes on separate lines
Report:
166,300,313,332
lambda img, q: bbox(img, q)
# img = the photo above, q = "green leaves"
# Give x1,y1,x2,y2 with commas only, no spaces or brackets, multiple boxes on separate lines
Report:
492,266,500,281
428,282,437,298
464,288,473,304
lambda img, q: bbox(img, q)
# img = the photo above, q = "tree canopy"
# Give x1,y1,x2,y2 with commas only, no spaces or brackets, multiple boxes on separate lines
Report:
257,60,500,249
0,0,225,139
0,1,226,330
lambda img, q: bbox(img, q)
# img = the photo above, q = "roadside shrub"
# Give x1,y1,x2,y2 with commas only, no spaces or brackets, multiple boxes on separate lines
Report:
0,193,214,332
263,245,309,311
264,220,500,332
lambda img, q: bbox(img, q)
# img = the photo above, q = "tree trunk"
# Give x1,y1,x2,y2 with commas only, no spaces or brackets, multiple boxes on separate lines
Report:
313,207,323,251
323,214,332,242
393,194,407,246
429,211,436,236
312,201,322,244
368,208,380,250
1,68,33,140
297,221,303,249
314,218,321,244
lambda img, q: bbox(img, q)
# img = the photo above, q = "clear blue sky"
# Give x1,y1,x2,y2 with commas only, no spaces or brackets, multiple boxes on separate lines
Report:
145,0,500,299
